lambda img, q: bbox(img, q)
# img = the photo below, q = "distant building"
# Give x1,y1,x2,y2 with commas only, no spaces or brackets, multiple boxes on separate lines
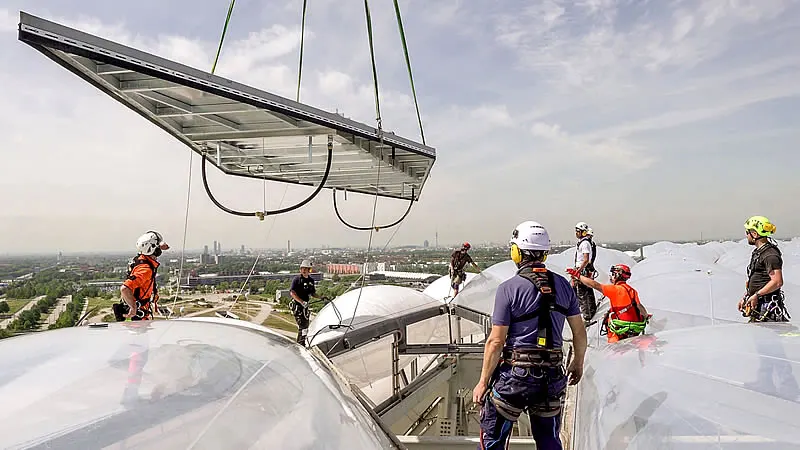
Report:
327,263,361,275
424,240,429,248
181,272,322,289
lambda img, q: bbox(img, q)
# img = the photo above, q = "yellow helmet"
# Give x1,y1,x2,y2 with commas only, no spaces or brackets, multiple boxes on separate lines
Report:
744,216,776,237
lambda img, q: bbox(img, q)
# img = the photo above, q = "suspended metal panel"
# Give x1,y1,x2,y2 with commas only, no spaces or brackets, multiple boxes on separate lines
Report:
17,11,435,201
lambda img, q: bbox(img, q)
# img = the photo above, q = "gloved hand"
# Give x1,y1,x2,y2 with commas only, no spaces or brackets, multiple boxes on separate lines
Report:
566,268,580,280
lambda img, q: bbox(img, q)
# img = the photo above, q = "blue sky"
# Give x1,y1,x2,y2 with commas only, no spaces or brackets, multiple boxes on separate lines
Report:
0,0,799,253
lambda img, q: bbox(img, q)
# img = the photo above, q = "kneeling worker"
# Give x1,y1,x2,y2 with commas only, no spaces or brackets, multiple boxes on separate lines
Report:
473,221,587,450
116,231,169,321
567,264,649,343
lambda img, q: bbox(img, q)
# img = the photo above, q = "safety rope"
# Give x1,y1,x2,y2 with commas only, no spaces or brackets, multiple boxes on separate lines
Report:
392,0,425,145
169,0,236,318
225,0,310,314
169,152,194,317
324,0,385,356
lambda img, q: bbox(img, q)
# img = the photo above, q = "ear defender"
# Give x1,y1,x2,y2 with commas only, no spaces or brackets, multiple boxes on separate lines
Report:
510,244,522,264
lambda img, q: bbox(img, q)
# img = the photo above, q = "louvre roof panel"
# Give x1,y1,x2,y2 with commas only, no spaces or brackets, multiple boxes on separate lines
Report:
17,11,435,201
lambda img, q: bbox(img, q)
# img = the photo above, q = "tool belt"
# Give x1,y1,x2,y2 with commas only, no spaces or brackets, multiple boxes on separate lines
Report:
290,300,311,319
743,290,790,322
502,347,563,368
489,348,567,420
112,300,152,322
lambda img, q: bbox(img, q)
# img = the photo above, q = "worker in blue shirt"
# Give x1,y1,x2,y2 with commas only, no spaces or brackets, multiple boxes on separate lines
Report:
473,221,588,450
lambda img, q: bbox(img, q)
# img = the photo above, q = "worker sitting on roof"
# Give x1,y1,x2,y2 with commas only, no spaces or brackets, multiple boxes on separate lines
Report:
449,242,481,297
115,231,169,322
572,222,598,323
290,260,322,346
473,221,587,450
739,216,790,322
567,264,650,343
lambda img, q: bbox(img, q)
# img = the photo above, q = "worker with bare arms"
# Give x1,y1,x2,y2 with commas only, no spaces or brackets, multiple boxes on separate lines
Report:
572,222,597,323
450,242,481,297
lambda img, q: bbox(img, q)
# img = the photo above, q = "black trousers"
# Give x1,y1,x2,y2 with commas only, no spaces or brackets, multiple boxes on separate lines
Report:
292,302,310,344
574,282,597,321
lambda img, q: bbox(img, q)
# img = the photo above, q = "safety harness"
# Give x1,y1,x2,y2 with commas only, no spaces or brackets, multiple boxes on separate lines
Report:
489,266,569,420
113,256,158,321
743,242,790,322
600,283,649,339
577,236,597,277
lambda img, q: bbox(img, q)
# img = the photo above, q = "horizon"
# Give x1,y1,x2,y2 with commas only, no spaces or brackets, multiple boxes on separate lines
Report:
2,233,793,258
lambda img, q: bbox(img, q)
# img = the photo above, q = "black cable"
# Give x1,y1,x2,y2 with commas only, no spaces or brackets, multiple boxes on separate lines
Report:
332,187,415,231
200,138,333,218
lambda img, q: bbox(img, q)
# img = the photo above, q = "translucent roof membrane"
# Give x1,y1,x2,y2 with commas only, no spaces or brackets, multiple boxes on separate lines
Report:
576,323,800,449
578,239,800,449
17,12,434,201
0,319,399,449
308,284,484,405
308,285,444,347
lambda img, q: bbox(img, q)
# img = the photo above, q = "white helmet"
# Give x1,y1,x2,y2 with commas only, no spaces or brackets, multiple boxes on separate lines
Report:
136,231,164,256
575,222,590,232
510,221,551,251
586,227,594,236
300,260,313,269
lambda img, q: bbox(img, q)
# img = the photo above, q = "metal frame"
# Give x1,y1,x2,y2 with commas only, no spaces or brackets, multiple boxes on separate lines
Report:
17,11,435,201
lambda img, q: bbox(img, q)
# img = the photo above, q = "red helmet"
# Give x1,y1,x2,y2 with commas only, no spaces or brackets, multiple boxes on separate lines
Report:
610,264,631,281
462,242,471,250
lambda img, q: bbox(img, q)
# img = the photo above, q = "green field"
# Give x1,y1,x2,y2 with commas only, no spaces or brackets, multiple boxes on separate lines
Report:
87,297,118,313
262,315,297,332
5,299,31,315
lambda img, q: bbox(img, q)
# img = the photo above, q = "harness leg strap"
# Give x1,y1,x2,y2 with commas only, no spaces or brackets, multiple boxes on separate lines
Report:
490,391,524,422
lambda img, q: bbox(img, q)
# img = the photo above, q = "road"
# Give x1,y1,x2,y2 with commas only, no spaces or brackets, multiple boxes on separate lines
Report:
0,295,45,329
39,295,72,330
250,302,273,324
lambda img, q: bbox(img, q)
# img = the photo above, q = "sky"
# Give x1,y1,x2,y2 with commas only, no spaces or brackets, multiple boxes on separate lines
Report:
1,0,799,254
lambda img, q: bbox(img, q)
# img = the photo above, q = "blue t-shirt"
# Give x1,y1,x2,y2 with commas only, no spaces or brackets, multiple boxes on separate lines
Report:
491,267,581,349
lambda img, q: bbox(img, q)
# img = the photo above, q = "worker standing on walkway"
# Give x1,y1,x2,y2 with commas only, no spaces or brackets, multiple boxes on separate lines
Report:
290,260,321,345
473,221,587,450
115,231,169,321
572,222,597,322
450,242,481,297
568,264,650,343
739,216,790,322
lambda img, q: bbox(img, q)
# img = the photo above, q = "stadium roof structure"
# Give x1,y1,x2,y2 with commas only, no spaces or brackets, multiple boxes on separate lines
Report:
17,11,435,202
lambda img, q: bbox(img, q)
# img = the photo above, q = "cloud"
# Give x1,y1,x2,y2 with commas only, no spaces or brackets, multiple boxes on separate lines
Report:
0,8,15,32
469,105,513,127
1,1,800,252
531,122,655,170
